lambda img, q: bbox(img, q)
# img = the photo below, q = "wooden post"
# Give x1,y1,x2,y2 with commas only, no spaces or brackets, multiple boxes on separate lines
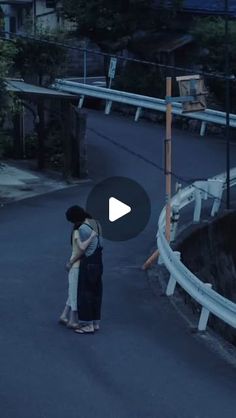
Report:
76,110,88,178
13,112,24,159
142,249,159,270
165,77,172,242
37,99,45,170
142,77,172,271
61,100,72,181
70,106,88,178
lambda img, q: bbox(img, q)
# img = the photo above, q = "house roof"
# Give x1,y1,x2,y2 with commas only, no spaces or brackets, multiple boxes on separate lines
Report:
5,79,78,99
153,1,236,16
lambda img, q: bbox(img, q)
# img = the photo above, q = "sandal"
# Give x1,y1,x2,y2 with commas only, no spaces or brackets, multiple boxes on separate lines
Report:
67,322,79,329
94,325,100,331
74,325,94,334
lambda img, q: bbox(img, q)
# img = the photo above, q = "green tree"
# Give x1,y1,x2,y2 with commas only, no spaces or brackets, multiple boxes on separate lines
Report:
62,0,183,47
14,28,67,85
62,0,183,95
191,17,236,109
62,0,154,45
191,17,236,74
0,39,17,125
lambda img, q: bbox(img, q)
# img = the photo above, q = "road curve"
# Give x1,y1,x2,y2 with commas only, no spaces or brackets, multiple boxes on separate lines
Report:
1,110,236,418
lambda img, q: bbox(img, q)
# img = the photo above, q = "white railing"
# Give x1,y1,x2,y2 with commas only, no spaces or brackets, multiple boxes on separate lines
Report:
53,79,236,136
157,167,236,331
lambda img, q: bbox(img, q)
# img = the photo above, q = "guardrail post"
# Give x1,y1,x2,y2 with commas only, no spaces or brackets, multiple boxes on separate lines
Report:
158,253,164,265
193,188,202,222
78,95,85,109
166,251,181,296
157,233,164,265
105,100,113,115
198,283,212,331
135,107,142,122
207,179,224,216
170,205,180,242
200,121,207,136
193,181,208,222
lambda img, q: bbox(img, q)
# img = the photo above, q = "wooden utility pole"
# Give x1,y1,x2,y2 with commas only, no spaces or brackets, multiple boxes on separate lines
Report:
143,74,207,270
142,77,172,271
37,100,45,170
165,77,172,242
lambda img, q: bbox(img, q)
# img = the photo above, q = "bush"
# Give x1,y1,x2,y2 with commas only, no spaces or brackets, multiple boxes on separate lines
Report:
24,133,38,159
0,131,14,158
114,62,166,98
44,123,64,170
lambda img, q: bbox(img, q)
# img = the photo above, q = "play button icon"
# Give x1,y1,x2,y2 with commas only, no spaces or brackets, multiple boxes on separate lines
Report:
109,197,131,222
86,176,151,241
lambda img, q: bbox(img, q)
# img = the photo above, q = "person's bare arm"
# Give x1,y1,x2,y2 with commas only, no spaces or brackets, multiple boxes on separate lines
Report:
66,230,97,270
78,230,97,251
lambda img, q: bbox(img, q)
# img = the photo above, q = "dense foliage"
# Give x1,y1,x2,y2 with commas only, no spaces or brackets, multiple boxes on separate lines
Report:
0,39,17,125
14,29,67,85
191,17,236,74
191,17,236,110
63,0,153,42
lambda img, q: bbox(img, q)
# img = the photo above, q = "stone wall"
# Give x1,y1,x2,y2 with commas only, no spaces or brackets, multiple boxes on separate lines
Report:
176,211,236,344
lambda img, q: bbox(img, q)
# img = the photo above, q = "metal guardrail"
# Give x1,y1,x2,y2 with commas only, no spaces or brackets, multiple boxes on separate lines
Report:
157,167,236,331
54,79,236,136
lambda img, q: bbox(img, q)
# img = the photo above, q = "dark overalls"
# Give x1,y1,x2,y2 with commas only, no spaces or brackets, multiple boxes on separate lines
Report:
77,223,103,322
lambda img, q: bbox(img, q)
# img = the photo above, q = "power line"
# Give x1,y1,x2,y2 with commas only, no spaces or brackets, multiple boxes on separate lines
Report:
0,30,235,82
88,126,229,205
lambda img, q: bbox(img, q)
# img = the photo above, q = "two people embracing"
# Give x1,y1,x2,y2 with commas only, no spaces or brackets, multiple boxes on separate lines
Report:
59,205,103,334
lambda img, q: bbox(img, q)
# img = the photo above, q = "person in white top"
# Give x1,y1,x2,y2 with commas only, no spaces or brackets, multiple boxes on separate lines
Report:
59,206,97,329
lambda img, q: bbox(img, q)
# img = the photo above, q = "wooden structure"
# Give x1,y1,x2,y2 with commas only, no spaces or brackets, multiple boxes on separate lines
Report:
5,78,87,180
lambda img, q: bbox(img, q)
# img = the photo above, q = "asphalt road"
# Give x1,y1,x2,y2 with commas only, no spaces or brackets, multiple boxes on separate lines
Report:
1,110,236,418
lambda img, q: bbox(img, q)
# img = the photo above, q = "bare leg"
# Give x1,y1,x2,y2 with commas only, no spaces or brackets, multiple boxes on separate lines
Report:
59,305,70,324
67,310,79,329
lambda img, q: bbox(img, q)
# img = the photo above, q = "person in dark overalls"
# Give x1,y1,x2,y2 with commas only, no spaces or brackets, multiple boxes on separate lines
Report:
74,210,103,334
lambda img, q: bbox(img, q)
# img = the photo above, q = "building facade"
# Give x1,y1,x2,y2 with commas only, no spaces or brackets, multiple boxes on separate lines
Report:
0,0,64,34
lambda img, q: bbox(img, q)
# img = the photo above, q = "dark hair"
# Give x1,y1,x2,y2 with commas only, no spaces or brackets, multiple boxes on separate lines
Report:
65,205,92,226
66,206,92,245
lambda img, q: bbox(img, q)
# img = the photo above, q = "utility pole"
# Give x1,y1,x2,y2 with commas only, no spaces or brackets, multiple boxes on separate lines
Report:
165,77,172,242
142,74,207,270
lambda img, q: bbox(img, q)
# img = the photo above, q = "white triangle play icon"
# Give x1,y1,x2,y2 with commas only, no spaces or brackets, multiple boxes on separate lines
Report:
109,197,131,222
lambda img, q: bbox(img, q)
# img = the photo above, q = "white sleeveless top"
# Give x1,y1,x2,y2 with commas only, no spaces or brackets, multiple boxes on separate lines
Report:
70,229,80,268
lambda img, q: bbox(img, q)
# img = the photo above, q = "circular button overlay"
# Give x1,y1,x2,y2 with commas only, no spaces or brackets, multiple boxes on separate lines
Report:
86,176,151,241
